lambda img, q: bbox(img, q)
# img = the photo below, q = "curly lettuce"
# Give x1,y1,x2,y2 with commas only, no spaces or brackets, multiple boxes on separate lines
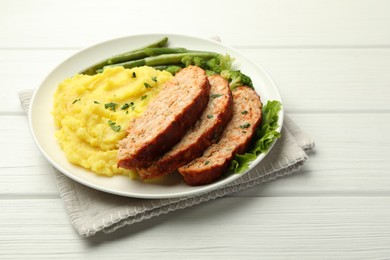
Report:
229,100,282,173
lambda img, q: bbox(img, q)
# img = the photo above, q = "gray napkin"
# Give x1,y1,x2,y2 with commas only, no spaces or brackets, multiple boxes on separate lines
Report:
19,89,314,237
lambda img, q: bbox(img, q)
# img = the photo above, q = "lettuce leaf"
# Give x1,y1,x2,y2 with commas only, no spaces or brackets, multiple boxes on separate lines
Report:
229,100,282,173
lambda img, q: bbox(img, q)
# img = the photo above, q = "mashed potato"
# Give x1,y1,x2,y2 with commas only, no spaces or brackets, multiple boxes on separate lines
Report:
52,66,173,177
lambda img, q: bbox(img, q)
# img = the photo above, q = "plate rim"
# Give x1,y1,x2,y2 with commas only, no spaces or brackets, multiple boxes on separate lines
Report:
28,33,284,199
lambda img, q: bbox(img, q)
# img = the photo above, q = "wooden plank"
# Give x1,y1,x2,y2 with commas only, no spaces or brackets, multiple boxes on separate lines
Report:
2,50,76,113
1,0,390,48
4,48,390,113
0,116,49,168
2,113,390,197
238,113,390,197
240,48,390,113
1,197,390,259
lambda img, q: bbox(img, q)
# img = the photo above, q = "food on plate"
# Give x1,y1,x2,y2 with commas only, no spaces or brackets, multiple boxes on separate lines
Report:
117,66,210,169
53,36,282,186
52,66,173,176
179,86,263,186
137,74,233,179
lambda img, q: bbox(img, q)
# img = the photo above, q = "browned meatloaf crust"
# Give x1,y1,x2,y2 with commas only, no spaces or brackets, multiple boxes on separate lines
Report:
178,86,262,186
117,66,210,170
137,75,233,179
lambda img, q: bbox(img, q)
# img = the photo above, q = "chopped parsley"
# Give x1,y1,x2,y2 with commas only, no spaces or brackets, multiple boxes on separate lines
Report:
121,103,130,110
141,95,147,100
239,123,251,129
207,114,213,119
108,120,121,132
211,94,223,99
144,82,152,88
72,98,80,104
152,76,158,82
104,102,117,111
204,161,210,165
121,102,136,111
132,72,136,78
93,100,100,104
241,110,248,115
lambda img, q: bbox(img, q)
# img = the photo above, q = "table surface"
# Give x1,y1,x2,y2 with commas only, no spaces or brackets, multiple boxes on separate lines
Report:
2,0,390,259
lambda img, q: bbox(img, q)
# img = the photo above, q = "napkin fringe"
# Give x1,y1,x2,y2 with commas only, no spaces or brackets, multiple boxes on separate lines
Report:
52,170,90,235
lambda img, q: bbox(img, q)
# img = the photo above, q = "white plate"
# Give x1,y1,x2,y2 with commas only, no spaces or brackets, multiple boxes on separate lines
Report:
29,33,283,199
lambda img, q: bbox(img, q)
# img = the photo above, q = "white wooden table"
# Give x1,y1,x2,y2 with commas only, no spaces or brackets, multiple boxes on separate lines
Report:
2,0,390,258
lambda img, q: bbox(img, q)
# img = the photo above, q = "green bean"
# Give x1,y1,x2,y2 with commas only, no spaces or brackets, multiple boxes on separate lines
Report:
143,47,188,56
152,64,184,70
130,37,168,52
99,47,186,68
103,52,218,70
79,37,168,75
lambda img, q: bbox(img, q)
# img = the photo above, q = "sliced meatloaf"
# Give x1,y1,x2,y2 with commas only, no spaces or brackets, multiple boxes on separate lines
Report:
178,86,262,186
118,66,210,170
137,75,233,179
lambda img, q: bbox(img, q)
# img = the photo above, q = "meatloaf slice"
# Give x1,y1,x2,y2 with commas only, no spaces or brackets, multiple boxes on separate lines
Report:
137,75,233,179
178,86,262,186
118,66,210,170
